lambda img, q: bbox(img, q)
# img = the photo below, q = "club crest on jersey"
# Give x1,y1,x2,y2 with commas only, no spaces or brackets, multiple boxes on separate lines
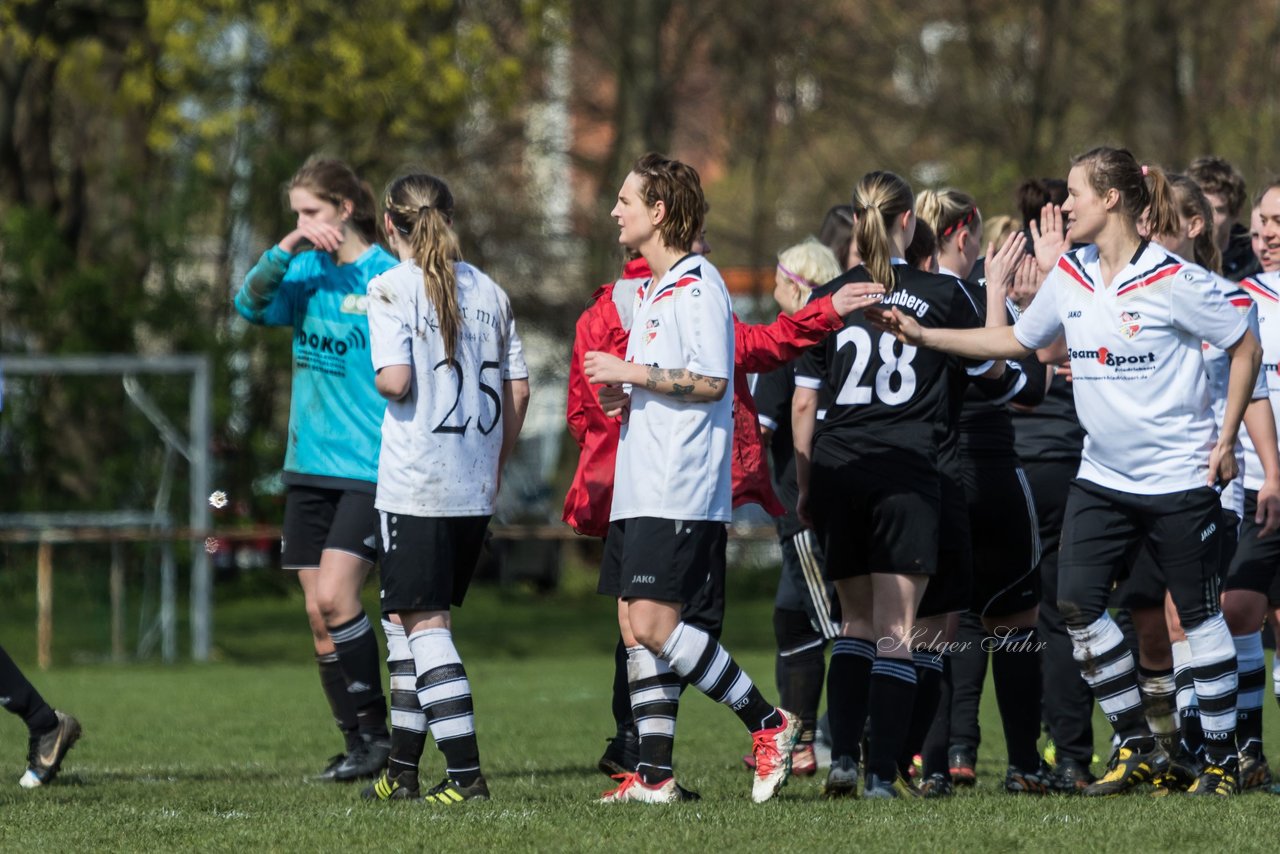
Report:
1118,311,1141,339
644,318,661,344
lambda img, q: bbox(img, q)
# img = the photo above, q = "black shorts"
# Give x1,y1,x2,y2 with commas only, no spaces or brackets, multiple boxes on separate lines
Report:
281,486,378,569
1117,509,1239,610
377,512,490,612
776,529,839,639
918,467,972,619
1225,490,1280,601
1059,479,1224,628
597,517,726,603
963,462,1042,617
810,453,940,581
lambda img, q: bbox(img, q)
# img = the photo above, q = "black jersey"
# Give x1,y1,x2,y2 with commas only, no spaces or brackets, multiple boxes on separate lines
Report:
1011,371,1084,463
795,263,989,467
754,362,830,539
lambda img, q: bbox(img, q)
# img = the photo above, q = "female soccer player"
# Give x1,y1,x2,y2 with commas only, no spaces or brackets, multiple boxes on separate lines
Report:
752,239,847,776
880,147,1264,797
364,172,529,804
234,158,397,781
584,153,798,804
915,189,1049,795
792,170,993,799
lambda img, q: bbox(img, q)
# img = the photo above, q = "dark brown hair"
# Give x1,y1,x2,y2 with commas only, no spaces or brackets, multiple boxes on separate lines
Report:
904,218,938,271
632,152,707,252
1188,156,1247,218
289,157,379,245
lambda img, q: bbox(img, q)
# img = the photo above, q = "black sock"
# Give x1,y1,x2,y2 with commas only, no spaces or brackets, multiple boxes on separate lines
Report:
827,637,875,762
920,654,953,777
0,645,57,736
611,637,635,733
899,651,943,777
774,608,826,742
316,652,361,752
329,614,388,739
868,657,917,782
992,627,1044,771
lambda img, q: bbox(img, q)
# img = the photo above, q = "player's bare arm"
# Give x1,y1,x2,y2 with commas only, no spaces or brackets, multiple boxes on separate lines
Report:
1210,328,1263,486
584,350,727,402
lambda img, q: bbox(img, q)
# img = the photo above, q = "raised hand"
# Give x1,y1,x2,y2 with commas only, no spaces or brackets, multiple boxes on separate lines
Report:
279,221,346,254
1029,203,1070,275
830,281,886,316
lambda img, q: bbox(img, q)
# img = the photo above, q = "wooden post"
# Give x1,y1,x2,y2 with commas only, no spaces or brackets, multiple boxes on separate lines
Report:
110,541,125,662
36,540,52,670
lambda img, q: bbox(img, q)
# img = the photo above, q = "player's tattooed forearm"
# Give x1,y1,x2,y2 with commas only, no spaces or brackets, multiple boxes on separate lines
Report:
647,367,724,398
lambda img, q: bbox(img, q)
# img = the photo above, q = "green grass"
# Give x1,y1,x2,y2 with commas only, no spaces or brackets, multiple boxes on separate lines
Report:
2,576,1279,851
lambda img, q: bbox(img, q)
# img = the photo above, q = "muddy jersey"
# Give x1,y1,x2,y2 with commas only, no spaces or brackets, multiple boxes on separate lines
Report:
367,260,527,517
1013,242,1249,494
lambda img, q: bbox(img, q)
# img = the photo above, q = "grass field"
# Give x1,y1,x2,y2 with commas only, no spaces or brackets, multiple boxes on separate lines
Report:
2,572,1280,852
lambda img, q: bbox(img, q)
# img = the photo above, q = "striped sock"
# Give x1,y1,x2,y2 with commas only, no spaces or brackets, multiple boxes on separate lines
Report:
1172,639,1203,759
1068,614,1149,747
659,622,780,732
627,645,681,785
408,628,481,786
1232,632,1265,754
329,613,388,738
827,637,876,762
1185,614,1238,766
315,651,360,752
868,656,917,782
1137,665,1178,755
383,619,427,783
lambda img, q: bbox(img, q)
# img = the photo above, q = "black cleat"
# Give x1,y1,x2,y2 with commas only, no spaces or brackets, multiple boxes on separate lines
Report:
1187,761,1238,797
1004,762,1052,795
918,771,953,798
1050,757,1095,793
1151,748,1198,797
822,755,860,799
334,734,391,781
948,745,976,787
1082,744,1164,797
424,775,490,804
313,753,348,782
598,728,639,778
19,711,81,789
675,782,702,801
362,770,420,801
1238,749,1273,791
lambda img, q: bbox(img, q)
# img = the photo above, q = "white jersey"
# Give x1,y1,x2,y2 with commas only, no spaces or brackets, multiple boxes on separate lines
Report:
611,253,734,522
367,260,528,516
1201,280,1266,517
1238,272,1280,493
1013,243,1248,495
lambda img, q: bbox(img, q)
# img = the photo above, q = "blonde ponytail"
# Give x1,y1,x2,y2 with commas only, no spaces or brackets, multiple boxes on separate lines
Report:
384,174,464,361
852,171,914,293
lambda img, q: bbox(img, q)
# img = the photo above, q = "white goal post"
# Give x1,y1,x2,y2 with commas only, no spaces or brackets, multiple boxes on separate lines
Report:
0,354,213,662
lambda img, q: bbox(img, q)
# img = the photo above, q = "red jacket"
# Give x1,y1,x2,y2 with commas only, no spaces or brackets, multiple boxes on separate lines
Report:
563,258,844,537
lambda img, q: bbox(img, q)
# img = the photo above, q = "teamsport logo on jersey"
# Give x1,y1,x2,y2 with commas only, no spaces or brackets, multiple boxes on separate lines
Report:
296,324,367,355
644,318,661,344
1067,346,1156,368
1118,311,1141,339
